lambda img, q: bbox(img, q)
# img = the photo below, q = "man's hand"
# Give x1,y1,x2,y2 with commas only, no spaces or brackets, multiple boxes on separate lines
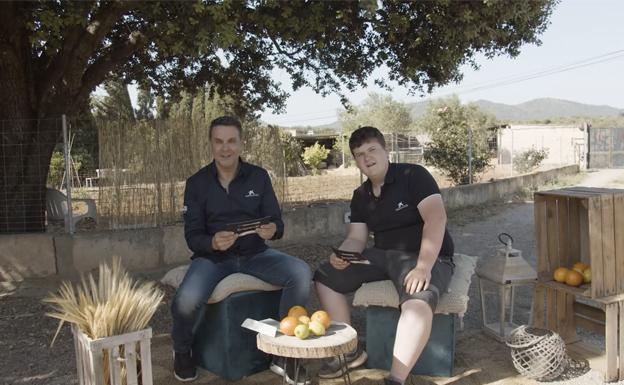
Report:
404,265,432,295
212,231,238,251
329,253,350,270
256,222,277,240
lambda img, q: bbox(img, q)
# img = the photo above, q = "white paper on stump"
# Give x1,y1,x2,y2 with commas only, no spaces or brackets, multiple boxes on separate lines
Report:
241,318,280,337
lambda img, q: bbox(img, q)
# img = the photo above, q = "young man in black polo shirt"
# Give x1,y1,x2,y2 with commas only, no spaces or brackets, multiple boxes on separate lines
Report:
314,126,455,385
171,116,312,384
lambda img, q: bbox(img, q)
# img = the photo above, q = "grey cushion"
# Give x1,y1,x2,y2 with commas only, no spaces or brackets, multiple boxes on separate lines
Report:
352,253,477,315
161,265,281,304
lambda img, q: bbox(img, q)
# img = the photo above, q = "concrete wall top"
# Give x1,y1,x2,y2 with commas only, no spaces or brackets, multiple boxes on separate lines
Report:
0,165,579,281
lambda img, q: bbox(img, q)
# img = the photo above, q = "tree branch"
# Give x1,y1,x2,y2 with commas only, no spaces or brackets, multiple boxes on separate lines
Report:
36,2,92,96
39,2,135,110
269,36,314,60
73,31,146,110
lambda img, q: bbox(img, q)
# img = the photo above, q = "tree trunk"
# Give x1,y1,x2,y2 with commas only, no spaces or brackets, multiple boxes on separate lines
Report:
0,11,62,233
0,118,59,233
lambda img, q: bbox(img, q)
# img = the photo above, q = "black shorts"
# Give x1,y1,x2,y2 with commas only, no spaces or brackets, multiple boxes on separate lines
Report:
313,248,455,311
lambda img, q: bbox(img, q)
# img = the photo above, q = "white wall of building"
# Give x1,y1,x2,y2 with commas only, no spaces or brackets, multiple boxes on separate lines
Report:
498,125,587,168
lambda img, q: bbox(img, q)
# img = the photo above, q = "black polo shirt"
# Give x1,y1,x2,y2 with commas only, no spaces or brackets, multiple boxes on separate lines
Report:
183,160,284,261
350,163,454,259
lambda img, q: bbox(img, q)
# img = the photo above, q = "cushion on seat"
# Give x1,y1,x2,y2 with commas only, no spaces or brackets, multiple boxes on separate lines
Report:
161,265,281,304
352,253,477,315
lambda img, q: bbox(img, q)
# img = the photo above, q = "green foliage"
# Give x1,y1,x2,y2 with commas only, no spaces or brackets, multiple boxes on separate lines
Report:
47,151,65,188
136,87,154,120
1,0,558,230
338,93,414,136
92,80,135,121
332,135,353,168
5,1,556,119
170,91,193,120
302,142,330,175
47,150,83,188
513,147,549,174
421,96,497,185
279,132,305,176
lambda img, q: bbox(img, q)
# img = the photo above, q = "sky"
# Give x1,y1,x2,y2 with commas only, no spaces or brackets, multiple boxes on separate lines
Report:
257,0,624,127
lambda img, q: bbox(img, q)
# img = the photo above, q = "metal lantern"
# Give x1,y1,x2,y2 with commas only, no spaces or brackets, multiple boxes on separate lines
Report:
476,233,537,341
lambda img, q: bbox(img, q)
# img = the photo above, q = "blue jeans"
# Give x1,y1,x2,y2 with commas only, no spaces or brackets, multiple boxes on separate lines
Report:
171,248,312,353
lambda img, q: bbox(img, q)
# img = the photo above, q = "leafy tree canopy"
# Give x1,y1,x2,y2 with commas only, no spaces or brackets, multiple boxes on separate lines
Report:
338,92,414,134
1,0,556,119
421,96,497,185
0,0,557,232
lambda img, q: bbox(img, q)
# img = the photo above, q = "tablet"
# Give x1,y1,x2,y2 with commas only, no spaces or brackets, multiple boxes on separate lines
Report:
331,247,370,264
225,216,272,235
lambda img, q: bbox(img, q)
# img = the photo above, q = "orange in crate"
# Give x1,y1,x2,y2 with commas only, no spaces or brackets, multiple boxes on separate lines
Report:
533,187,624,382
572,262,589,274
564,270,583,287
553,267,569,283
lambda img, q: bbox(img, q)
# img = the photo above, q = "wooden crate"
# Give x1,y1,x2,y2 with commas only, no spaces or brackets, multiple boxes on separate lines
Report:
532,187,624,382
71,325,153,385
534,187,624,298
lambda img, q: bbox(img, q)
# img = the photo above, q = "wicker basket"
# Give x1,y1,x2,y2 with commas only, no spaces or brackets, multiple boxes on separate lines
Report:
506,325,568,381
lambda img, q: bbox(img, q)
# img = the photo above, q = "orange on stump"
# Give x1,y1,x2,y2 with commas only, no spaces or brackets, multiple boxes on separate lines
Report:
287,305,308,319
279,316,299,336
311,310,331,329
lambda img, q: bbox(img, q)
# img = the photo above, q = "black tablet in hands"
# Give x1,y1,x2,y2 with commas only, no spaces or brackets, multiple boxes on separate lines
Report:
224,216,272,235
331,247,370,264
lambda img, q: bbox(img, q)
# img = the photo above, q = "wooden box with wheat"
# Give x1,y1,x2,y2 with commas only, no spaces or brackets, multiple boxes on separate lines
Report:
45,258,163,385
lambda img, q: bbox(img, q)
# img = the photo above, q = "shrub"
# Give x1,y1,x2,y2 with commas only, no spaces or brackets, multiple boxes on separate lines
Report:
513,147,549,174
302,142,330,175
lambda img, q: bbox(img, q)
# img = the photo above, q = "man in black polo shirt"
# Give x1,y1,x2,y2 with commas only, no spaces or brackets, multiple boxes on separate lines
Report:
171,116,312,384
314,126,454,385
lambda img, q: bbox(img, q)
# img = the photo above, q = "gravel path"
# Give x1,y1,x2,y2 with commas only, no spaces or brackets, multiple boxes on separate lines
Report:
2,169,623,385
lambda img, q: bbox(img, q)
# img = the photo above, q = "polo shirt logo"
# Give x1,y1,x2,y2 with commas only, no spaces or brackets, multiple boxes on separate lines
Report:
245,190,260,198
395,201,408,211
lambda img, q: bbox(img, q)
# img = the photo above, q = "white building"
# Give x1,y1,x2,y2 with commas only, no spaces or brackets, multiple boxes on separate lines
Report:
497,124,588,169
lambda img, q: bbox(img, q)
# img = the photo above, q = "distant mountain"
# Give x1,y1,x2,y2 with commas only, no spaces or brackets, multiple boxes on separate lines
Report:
406,98,623,122
473,98,623,121
302,98,623,129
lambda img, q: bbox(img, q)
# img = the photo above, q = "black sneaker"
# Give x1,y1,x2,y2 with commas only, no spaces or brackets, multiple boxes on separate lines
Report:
318,345,367,379
384,377,403,385
173,351,197,382
269,356,311,385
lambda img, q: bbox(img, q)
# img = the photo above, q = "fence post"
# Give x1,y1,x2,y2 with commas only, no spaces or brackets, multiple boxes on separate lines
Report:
62,115,74,234
155,121,163,225
468,127,473,185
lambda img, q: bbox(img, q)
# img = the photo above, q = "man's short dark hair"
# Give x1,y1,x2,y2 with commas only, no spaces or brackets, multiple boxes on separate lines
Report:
209,116,242,139
349,126,386,154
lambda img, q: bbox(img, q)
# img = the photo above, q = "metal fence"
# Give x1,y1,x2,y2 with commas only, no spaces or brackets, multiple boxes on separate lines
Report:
0,118,65,233
383,132,425,164
2,116,359,234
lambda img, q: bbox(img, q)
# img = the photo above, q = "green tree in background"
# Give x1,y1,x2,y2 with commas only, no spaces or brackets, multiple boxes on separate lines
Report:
155,96,169,120
92,79,135,121
302,142,330,175
421,96,497,185
136,87,154,120
0,0,556,231
338,93,414,135
169,91,193,120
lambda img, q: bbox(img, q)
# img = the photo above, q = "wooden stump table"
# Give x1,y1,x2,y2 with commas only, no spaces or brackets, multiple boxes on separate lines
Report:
257,322,358,385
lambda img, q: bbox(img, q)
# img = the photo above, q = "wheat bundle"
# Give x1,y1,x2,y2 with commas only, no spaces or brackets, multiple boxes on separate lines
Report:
44,257,164,384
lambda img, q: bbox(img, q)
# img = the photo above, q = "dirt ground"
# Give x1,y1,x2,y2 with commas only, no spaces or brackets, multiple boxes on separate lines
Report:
2,169,623,385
